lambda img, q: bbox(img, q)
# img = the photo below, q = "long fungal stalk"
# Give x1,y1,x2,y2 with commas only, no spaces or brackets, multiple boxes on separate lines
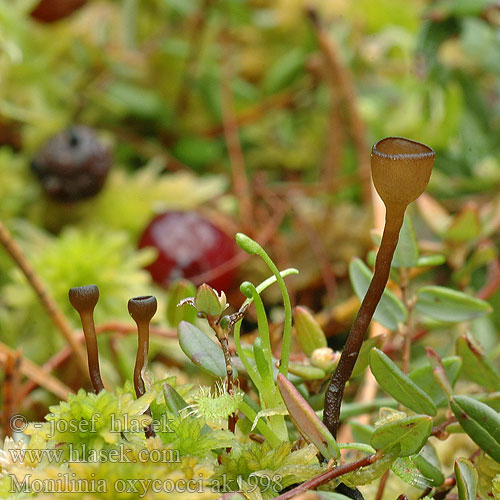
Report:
323,137,435,437
128,295,157,438
69,285,105,394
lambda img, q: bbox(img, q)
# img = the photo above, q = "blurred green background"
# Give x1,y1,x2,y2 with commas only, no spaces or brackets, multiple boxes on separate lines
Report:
1,0,500,411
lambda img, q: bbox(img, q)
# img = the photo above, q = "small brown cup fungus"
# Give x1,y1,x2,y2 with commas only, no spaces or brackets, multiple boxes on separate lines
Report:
371,137,434,218
323,137,435,437
128,295,157,438
68,285,105,394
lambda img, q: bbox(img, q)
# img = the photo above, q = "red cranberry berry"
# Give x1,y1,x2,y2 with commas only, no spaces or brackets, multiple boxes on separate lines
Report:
138,211,237,292
31,125,112,202
30,0,87,23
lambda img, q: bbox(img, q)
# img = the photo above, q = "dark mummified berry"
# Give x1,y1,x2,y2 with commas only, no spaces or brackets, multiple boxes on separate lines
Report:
30,0,87,23
138,211,237,291
31,125,112,202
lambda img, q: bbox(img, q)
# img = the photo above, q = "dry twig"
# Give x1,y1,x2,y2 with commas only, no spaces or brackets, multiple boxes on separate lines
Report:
0,220,88,377
219,30,253,231
0,341,72,401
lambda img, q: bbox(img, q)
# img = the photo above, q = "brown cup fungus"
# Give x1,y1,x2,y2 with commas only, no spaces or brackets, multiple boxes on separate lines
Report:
371,137,434,216
69,285,105,394
323,137,435,437
128,295,157,437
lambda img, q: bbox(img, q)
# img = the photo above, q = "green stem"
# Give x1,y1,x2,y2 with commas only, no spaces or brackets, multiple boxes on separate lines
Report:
233,320,264,394
232,268,298,390
240,400,281,448
235,234,293,376
242,282,273,376
256,248,293,376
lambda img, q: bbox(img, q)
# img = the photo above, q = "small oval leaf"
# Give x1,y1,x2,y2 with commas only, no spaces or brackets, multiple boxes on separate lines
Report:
177,321,226,377
391,456,434,489
416,254,446,268
455,457,478,500
370,348,437,416
415,286,491,323
287,362,326,381
195,283,224,317
451,395,500,464
414,443,445,487
457,335,500,391
349,258,408,330
294,306,327,356
409,356,462,408
392,215,419,268
371,415,433,457
162,383,188,415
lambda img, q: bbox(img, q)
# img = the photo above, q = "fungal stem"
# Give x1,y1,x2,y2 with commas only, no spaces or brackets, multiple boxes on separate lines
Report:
323,137,435,437
324,209,403,436
128,295,157,438
69,285,105,394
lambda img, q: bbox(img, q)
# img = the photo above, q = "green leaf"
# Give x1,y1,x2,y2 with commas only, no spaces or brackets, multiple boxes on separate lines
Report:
370,348,437,416
277,374,340,460
106,82,166,119
409,356,462,407
253,337,273,386
457,335,500,391
444,207,481,242
177,321,226,377
287,362,326,381
262,48,307,94
162,383,188,415
415,286,491,323
166,279,196,327
352,334,385,378
392,216,419,268
391,456,434,489
455,458,478,500
451,395,500,464
416,254,446,268
195,283,225,317
173,136,223,169
371,415,433,457
342,444,400,487
293,306,327,356
349,258,408,330
425,348,452,399
427,0,496,18
414,443,445,487
350,422,374,445
339,442,376,454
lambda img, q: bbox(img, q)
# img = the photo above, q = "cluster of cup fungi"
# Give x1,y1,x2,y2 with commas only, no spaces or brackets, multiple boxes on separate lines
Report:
69,285,157,437
66,137,435,500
